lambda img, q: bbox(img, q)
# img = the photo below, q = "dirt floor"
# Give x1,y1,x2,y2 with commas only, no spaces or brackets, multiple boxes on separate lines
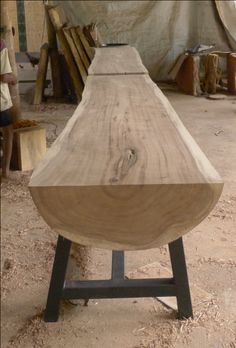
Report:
1,87,236,348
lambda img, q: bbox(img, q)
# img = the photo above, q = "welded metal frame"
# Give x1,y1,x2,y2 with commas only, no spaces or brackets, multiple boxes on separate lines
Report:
44,236,193,322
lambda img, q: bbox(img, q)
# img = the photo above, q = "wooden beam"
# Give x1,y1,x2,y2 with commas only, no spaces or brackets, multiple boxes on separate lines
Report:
56,29,83,100
203,54,219,94
227,53,236,95
49,48,65,98
45,5,63,98
47,7,83,100
176,55,201,96
63,27,87,84
33,43,49,105
75,26,95,62
70,27,90,71
29,47,223,251
47,6,67,31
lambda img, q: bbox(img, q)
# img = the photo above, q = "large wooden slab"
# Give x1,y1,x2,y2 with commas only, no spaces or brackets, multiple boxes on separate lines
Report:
29,73,223,250
88,46,148,75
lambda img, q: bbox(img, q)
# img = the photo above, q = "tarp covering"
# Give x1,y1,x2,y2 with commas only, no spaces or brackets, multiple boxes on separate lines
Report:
215,0,236,49
52,0,236,81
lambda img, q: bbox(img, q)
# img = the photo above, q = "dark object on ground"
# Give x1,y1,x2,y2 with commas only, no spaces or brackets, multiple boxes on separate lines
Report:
25,52,40,67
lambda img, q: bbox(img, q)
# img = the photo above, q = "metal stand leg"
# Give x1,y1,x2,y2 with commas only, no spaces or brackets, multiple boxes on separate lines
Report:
169,238,193,319
112,251,124,280
44,236,193,322
44,236,71,322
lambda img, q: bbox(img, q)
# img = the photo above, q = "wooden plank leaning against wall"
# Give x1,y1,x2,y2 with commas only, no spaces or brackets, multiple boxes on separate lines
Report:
47,6,84,100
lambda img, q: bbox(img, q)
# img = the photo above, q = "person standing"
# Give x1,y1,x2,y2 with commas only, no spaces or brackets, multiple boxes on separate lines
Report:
0,37,17,178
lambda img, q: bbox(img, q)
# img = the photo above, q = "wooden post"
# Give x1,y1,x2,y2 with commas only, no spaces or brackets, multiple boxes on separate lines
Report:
204,54,219,94
33,43,49,105
176,55,201,96
227,53,236,95
45,5,63,98
1,1,21,122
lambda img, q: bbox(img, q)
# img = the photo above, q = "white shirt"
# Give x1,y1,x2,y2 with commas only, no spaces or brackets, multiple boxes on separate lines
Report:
0,47,13,112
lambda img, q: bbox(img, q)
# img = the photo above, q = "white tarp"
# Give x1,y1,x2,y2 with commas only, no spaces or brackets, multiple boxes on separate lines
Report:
53,0,236,81
215,0,236,48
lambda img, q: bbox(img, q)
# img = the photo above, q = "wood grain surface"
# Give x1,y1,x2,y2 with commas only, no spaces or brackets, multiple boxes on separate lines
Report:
29,67,223,250
88,46,148,75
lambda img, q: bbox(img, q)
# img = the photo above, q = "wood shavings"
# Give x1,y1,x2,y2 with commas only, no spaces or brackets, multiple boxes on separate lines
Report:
13,120,38,129
8,311,46,348
214,129,224,136
198,257,236,267
133,297,236,348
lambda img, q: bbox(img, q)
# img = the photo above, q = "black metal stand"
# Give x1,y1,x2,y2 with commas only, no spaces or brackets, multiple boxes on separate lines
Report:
44,236,193,322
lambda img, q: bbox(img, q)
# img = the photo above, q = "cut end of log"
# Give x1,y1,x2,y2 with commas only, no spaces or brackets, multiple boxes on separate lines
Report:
29,183,223,250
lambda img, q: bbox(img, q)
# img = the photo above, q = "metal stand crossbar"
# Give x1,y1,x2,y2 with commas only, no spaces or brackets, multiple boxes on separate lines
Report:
44,236,193,322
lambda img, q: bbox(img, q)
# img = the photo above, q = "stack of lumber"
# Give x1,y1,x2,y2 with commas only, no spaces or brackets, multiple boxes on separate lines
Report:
34,5,98,104
29,45,223,251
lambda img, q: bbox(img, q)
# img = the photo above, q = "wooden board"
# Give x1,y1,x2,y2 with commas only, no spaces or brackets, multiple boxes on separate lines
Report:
45,5,63,98
75,26,95,62
12,126,46,171
57,29,84,100
63,27,87,84
33,43,49,105
47,6,83,99
29,72,223,250
204,54,219,94
88,46,148,75
70,27,90,71
49,48,64,98
47,6,67,31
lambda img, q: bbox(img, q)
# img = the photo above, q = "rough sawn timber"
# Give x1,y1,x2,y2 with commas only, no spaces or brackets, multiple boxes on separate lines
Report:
88,46,148,75
29,59,223,250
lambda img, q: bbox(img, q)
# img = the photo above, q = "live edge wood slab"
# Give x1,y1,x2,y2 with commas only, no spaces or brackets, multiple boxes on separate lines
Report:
29,46,223,250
